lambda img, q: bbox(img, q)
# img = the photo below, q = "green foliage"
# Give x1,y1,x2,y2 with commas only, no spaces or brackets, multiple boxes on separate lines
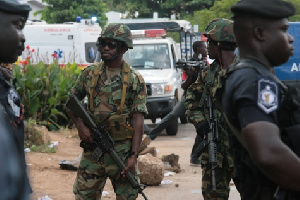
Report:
186,0,240,32
287,0,300,21
24,119,57,153
37,0,107,26
30,144,57,153
24,119,44,148
187,0,300,32
13,60,81,130
103,0,216,19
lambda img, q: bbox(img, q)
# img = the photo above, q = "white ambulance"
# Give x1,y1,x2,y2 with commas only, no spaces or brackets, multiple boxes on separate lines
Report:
123,29,184,135
22,19,102,67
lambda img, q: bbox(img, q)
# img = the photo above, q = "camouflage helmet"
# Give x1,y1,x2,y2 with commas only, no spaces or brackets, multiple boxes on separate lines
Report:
99,23,133,49
203,18,235,43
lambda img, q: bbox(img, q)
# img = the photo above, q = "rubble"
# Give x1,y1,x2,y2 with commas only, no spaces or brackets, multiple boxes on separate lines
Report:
137,153,164,186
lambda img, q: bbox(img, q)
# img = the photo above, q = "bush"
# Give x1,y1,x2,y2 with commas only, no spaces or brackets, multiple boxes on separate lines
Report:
13,60,81,130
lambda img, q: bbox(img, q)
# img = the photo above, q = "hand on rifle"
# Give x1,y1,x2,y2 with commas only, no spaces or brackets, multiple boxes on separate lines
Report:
196,121,210,139
121,154,137,178
77,122,94,143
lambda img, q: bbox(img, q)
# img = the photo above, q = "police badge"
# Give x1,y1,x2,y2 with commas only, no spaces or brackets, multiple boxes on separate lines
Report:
257,78,278,114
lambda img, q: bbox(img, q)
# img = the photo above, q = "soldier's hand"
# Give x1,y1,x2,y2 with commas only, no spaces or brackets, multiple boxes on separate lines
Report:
187,66,196,76
77,123,94,143
196,121,209,138
121,156,136,178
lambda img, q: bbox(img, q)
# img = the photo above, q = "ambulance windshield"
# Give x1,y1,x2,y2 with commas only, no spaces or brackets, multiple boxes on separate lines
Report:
124,43,171,69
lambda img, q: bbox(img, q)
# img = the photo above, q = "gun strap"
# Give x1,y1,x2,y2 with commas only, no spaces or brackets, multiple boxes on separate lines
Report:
90,62,104,111
117,62,130,115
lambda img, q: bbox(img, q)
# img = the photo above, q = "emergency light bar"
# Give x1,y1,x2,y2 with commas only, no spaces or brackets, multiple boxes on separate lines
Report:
131,29,166,39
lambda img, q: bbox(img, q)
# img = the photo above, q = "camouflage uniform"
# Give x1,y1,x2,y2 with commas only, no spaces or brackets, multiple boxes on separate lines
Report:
185,18,236,200
71,24,147,200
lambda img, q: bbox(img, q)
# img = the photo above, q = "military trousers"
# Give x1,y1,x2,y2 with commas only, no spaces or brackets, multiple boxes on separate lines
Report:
73,140,139,200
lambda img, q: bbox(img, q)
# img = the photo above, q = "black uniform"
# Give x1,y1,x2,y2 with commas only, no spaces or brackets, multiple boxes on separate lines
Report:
222,59,300,199
0,71,31,200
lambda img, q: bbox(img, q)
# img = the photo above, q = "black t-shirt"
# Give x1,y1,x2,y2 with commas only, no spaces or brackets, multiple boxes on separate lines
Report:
222,59,280,131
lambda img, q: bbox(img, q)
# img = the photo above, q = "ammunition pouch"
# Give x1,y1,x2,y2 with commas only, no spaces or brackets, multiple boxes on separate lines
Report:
108,114,134,141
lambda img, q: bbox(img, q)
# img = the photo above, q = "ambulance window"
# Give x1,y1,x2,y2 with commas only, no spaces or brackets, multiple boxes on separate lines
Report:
85,42,97,63
124,43,171,69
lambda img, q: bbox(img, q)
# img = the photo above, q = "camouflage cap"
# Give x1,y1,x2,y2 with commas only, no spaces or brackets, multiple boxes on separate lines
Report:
99,23,133,49
0,0,31,20
231,0,295,19
203,18,235,43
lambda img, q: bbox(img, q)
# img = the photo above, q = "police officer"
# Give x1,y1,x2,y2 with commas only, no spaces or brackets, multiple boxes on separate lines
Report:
185,18,237,199
0,0,32,200
67,23,147,200
222,0,300,199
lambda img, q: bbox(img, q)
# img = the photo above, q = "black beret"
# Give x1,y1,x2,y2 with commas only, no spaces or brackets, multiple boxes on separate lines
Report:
231,0,295,19
0,0,31,18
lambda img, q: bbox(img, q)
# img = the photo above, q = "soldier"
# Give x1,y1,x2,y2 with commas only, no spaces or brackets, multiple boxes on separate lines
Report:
185,18,237,199
189,41,209,166
0,0,32,199
148,41,206,141
66,23,148,200
222,0,300,199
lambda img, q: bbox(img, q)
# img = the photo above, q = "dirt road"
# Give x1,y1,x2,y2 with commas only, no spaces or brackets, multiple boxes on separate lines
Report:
26,121,241,200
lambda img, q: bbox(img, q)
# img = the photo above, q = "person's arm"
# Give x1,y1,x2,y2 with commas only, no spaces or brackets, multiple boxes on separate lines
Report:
66,108,93,143
242,121,300,191
66,68,93,143
181,67,197,90
121,70,147,176
122,112,144,176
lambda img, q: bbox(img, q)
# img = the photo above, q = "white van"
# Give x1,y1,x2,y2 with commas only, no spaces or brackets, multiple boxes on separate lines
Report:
22,19,102,67
123,29,184,135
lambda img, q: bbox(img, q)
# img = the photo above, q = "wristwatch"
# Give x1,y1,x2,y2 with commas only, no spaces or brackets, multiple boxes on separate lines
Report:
129,151,138,158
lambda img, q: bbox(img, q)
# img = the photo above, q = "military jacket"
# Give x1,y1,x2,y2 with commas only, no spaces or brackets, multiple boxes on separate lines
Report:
0,70,31,200
185,60,234,168
71,61,148,126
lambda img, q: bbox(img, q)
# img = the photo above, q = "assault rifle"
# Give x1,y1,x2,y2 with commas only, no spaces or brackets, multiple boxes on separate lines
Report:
207,93,218,191
66,95,148,200
193,92,218,191
176,58,207,71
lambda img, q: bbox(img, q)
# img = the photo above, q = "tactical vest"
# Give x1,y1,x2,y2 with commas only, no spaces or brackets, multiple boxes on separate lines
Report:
89,62,134,141
220,60,300,199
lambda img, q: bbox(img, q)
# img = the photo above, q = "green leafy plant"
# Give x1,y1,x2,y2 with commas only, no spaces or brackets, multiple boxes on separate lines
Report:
14,52,81,130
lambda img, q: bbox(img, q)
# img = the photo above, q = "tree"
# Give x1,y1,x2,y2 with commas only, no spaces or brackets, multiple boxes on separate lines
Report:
37,0,107,26
186,0,239,32
287,0,300,21
103,0,216,19
187,0,300,32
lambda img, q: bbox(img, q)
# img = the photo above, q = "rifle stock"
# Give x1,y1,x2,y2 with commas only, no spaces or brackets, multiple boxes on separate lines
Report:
66,95,148,200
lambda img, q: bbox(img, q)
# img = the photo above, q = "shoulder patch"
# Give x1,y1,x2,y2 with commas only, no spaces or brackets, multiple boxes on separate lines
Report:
257,78,278,114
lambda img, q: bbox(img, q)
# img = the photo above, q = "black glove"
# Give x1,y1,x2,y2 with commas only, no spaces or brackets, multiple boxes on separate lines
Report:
195,121,209,138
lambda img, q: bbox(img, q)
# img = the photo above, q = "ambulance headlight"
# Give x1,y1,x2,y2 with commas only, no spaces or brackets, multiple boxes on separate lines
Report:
151,83,173,95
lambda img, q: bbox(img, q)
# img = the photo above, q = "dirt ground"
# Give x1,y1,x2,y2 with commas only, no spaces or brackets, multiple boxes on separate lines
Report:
26,122,241,200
